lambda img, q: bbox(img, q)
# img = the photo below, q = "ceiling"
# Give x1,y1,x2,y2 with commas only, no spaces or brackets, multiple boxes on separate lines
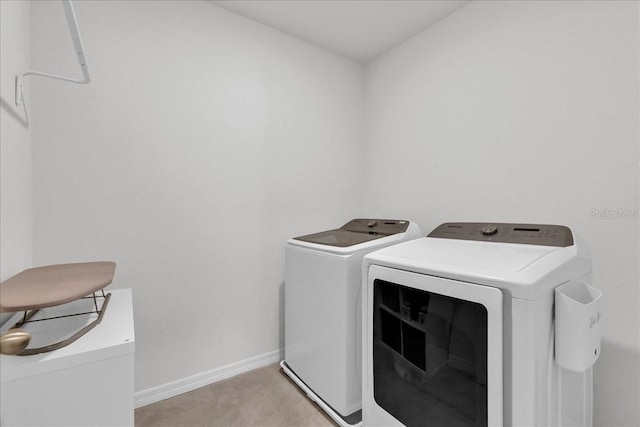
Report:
211,1,471,63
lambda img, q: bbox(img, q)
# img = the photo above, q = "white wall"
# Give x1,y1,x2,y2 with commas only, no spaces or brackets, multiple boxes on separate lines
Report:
22,0,639,424
364,1,639,426
31,0,364,392
0,1,33,325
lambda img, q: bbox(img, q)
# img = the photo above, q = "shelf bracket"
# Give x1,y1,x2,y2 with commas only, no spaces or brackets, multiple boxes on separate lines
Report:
15,0,91,107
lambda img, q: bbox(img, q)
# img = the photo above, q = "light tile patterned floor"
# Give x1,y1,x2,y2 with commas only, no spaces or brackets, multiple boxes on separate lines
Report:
135,363,337,427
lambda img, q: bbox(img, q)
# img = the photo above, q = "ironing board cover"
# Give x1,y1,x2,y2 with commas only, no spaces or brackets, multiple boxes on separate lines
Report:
0,262,116,313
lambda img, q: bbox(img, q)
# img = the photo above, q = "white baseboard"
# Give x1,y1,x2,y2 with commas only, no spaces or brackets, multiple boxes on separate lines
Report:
134,348,284,408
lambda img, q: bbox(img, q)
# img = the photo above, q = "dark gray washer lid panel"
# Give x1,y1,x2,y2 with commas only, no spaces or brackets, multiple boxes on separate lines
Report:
293,218,410,247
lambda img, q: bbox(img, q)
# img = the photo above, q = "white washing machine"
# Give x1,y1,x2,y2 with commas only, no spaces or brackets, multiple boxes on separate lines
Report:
282,218,422,427
362,222,601,427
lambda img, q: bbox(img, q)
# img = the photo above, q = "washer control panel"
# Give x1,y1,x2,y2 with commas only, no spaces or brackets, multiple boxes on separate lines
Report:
293,219,410,247
342,218,410,235
428,222,574,247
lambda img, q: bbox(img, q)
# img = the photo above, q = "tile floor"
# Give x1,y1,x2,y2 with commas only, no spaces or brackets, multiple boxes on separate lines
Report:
135,363,337,427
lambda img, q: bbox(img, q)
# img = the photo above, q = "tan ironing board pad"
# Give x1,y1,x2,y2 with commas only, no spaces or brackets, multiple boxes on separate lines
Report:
0,262,116,313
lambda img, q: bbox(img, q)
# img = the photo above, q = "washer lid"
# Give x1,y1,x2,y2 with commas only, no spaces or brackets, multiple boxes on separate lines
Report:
292,218,410,247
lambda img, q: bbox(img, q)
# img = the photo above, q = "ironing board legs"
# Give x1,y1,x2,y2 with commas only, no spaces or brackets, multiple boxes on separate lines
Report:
12,292,111,356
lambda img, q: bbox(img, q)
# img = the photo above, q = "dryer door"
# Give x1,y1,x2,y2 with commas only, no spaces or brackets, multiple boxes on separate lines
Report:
365,265,503,427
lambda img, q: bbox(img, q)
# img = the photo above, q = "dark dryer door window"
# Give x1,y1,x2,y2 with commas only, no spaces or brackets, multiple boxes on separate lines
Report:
370,267,503,427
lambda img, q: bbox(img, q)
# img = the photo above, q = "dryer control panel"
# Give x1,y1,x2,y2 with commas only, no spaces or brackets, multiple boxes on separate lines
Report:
428,222,573,247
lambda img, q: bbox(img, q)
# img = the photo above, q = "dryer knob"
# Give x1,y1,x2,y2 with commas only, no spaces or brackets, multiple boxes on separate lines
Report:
481,225,498,236
367,220,377,228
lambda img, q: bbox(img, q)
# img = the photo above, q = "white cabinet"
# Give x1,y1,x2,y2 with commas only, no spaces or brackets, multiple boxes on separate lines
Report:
1,289,135,426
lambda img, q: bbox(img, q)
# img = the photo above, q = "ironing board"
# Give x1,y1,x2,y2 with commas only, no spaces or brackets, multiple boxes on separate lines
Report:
0,262,115,356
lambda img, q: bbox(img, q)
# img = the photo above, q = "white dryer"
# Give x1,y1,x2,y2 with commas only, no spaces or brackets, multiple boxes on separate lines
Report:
282,219,422,427
362,222,601,427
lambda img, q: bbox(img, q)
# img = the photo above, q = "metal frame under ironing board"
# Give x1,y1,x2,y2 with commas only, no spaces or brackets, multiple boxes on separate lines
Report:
0,261,116,356
10,290,112,356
